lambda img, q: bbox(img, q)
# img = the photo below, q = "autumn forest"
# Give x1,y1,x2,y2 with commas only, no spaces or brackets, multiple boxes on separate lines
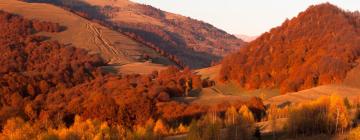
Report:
0,0,360,140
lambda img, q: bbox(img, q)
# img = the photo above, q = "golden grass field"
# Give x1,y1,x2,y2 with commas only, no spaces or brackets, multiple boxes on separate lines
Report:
0,0,170,74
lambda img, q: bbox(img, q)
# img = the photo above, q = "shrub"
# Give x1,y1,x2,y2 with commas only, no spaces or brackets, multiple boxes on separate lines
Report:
287,95,350,135
153,119,168,136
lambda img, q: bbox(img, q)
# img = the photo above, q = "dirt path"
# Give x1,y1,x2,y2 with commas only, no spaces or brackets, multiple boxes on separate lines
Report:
86,23,121,56
86,23,135,64
210,87,225,96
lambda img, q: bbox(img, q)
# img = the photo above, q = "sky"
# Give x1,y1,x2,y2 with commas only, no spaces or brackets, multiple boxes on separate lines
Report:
131,0,359,36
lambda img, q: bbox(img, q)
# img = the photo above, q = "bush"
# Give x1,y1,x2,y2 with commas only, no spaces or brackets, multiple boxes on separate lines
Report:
153,119,168,136
287,95,350,135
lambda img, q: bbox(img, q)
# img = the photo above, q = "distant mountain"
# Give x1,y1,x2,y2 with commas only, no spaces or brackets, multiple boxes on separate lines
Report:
219,3,360,94
24,0,246,68
235,34,258,42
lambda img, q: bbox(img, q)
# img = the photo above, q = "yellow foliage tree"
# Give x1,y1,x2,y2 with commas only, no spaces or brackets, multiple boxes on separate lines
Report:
328,95,350,133
0,117,39,140
0,116,132,140
224,105,255,140
239,105,255,124
225,106,239,126
287,95,350,135
177,123,188,134
153,119,168,136
50,115,122,140
348,126,360,140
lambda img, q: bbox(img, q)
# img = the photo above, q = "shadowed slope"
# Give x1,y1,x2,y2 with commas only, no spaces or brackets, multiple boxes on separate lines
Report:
0,0,173,67
23,0,246,68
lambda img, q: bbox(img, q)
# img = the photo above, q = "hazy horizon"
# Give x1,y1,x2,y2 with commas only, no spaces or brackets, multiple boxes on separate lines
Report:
131,0,359,36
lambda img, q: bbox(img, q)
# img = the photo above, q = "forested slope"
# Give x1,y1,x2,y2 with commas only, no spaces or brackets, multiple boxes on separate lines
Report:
220,3,360,94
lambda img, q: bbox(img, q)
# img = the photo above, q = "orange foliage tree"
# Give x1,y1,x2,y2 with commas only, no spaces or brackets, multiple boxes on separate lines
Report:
220,3,360,94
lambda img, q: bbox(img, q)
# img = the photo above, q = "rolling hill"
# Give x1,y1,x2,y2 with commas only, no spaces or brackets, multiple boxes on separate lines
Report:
1,1,360,139
23,0,246,68
264,85,360,106
0,7,210,131
0,0,174,74
219,3,360,94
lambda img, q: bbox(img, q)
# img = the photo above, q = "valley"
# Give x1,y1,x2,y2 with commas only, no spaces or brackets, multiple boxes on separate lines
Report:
0,1,359,140
0,0,172,74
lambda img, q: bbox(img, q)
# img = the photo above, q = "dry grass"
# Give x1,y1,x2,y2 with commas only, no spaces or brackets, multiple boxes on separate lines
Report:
195,65,221,80
189,66,280,105
265,85,360,106
174,81,279,106
0,0,172,74
102,62,167,75
196,65,360,109
256,118,288,134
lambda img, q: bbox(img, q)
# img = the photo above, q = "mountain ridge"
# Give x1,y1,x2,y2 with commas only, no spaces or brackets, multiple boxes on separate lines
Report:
23,0,246,68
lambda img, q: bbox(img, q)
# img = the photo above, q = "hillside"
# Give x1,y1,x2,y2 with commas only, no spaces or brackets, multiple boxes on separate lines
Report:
0,0,173,74
265,85,360,106
0,9,219,132
2,1,360,140
24,0,246,68
220,3,360,94
0,9,106,126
